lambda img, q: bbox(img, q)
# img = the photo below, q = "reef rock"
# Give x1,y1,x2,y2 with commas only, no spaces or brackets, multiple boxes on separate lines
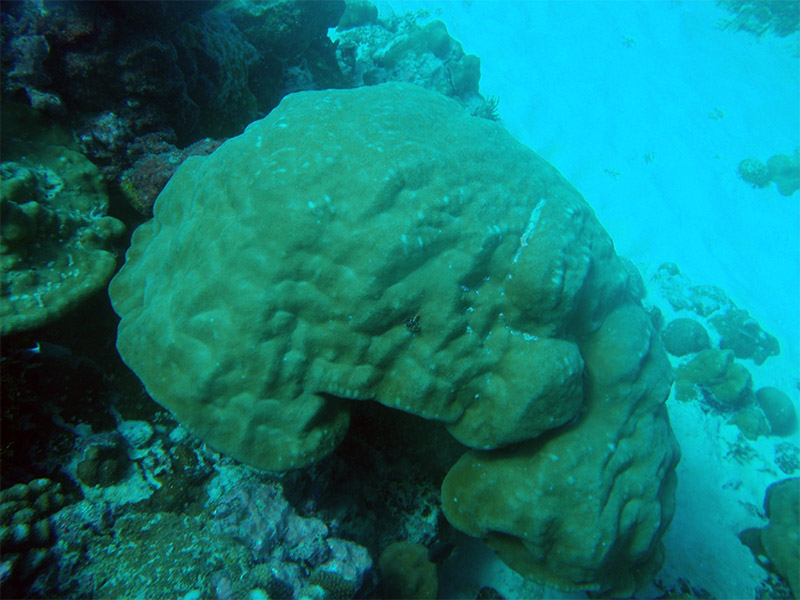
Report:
741,478,800,598
675,348,754,410
110,82,679,596
331,9,491,117
738,151,799,196
378,541,438,599
709,307,780,365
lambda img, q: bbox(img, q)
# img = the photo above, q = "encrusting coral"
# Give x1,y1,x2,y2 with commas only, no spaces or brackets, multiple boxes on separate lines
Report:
1,139,124,335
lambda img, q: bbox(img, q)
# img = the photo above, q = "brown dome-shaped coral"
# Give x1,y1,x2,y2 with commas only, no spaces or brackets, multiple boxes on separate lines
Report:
110,83,624,470
110,82,679,596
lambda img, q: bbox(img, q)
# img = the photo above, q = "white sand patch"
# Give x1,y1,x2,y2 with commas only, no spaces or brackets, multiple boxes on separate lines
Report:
646,396,777,598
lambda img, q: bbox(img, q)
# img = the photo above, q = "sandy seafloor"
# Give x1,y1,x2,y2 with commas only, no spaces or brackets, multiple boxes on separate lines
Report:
371,2,800,599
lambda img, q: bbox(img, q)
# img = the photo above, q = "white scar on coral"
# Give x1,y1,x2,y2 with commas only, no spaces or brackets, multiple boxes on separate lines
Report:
512,198,546,264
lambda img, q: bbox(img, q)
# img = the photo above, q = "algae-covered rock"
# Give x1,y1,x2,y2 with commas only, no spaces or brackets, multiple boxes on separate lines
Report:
442,303,680,597
1,141,125,335
728,407,771,440
110,83,679,595
378,541,437,600
332,14,490,116
675,348,754,410
673,379,701,403
737,151,799,196
376,20,472,80
737,157,771,188
709,307,780,365
756,387,798,437
374,19,482,98
760,478,800,598
651,263,733,317
662,317,711,357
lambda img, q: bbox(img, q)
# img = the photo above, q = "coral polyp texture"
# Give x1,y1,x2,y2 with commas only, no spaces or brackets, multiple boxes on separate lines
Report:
109,82,679,596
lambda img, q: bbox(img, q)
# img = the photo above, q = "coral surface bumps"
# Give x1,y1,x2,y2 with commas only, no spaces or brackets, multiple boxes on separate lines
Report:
110,83,679,596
